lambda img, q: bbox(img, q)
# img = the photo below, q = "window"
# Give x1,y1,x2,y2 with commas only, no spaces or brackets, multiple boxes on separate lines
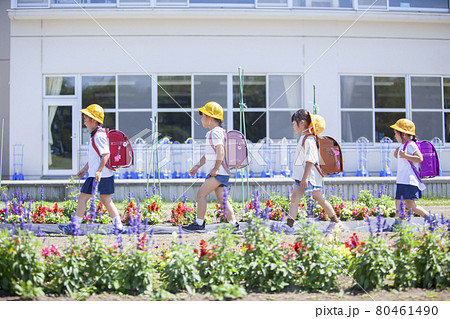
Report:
82,76,115,109
357,0,387,10
233,75,266,109
293,0,352,8
17,0,49,7
158,112,191,143
233,112,266,143
157,75,191,109
45,76,75,96
118,75,151,109
341,75,449,144
341,75,406,143
389,0,448,9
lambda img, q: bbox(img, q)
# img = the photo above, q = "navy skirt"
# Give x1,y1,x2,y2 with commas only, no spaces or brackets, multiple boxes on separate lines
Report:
81,176,115,195
395,184,422,201
206,174,230,188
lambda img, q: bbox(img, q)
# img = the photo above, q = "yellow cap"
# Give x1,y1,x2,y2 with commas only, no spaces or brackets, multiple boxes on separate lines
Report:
80,104,104,124
309,113,325,135
198,101,223,121
390,118,415,135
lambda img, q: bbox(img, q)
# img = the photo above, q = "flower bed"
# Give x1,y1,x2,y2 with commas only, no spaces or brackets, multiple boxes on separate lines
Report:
0,212,448,300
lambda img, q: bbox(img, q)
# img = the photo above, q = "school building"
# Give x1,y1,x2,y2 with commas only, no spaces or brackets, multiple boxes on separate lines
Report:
2,1,450,180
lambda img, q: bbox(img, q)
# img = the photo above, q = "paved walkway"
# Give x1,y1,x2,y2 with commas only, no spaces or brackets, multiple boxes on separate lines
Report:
0,217,434,236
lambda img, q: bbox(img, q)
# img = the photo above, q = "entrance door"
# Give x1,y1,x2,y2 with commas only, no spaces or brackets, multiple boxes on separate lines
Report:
43,101,79,176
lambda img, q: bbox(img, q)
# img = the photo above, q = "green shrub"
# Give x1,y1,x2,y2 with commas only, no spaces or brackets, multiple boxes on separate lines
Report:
238,218,295,292
0,229,45,296
295,222,344,292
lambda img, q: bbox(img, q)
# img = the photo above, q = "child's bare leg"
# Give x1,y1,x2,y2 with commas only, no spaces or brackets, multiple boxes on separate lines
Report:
404,199,427,218
196,177,221,220
312,190,339,222
287,185,304,226
75,193,91,218
214,187,236,222
100,194,119,219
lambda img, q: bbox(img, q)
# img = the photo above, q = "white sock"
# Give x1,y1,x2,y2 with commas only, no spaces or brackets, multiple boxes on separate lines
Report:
196,219,204,226
113,216,123,229
424,212,430,220
228,219,238,226
74,215,83,226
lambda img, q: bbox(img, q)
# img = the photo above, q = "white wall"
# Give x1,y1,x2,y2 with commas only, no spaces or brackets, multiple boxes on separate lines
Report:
8,9,450,178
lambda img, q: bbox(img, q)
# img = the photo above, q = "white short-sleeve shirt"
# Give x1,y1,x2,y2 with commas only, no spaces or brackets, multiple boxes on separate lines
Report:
396,141,426,191
88,129,114,178
204,127,229,176
291,135,322,186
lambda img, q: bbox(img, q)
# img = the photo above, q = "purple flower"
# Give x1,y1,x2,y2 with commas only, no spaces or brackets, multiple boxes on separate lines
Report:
40,186,44,201
221,187,228,217
70,213,80,236
366,216,373,237
144,188,150,199
177,225,183,245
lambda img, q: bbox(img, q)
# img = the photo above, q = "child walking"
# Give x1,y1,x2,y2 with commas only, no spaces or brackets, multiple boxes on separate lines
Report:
390,119,432,221
284,109,341,233
59,104,126,235
182,102,240,233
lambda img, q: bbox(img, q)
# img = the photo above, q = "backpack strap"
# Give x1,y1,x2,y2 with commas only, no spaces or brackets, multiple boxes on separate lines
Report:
91,127,114,171
301,134,325,177
208,127,231,175
403,140,422,183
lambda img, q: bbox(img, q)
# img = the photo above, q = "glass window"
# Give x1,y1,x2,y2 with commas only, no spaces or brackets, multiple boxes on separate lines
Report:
118,75,151,109
293,0,352,8
45,77,75,96
411,77,442,109
158,75,191,109
82,76,115,109
257,0,288,6
119,112,152,142
158,112,191,143
389,0,448,9
193,75,227,109
374,76,405,109
341,111,373,143
156,0,187,5
233,76,266,108
269,111,296,139
268,75,302,109
375,111,405,142
118,0,151,6
444,78,450,109
190,0,253,4
17,0,48,7
48,105,72,170
445,113,450,143
412,112,443,141
340,76,372,109
233,112,266,143
357,0,387,9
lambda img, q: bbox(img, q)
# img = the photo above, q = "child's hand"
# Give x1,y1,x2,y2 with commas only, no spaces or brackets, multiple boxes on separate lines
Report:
210,168,219,177
300,178,308,190
95,171,102,183
189,165,199,177
77,168,87,178
398,149,407,159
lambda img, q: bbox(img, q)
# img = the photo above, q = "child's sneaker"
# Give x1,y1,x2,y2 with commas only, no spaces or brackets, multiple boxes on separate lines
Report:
281,224,296,235
58,224,74,235
232,223,242,235
107,227,128,235
182,221,206,233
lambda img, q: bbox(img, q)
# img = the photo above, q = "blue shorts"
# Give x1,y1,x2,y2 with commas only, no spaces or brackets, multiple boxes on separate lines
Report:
395,184,422,200
294,180,322,192
206,174,230,188
81,176,115,195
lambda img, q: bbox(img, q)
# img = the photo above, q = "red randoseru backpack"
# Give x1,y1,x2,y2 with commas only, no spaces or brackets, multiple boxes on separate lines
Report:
92,128,134,170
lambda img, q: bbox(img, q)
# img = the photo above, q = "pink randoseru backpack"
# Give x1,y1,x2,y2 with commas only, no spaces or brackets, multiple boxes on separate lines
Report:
209,128,249,174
